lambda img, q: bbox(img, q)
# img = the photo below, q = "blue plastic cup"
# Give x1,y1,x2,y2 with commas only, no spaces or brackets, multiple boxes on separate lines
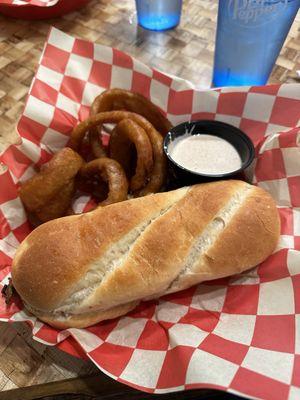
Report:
135,0,182,31
212,0,300,87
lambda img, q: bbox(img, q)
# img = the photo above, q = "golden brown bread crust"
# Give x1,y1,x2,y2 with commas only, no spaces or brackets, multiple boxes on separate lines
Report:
12,188,188,310
12,181,280,329
199,187,280,279
92,180,245,308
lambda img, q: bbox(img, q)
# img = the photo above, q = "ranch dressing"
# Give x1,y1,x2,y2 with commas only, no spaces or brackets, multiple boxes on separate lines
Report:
169,134,242,175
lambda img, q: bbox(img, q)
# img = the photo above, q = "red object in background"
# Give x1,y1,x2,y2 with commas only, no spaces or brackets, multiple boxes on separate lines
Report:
0,0,90,20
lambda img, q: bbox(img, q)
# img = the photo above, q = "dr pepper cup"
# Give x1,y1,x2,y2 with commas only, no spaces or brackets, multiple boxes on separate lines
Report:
212,0,300,87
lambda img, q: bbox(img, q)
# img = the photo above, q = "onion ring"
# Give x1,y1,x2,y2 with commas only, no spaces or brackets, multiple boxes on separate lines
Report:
70,111,166,195
19,148,83,220
75,174,108,202
80,158,128,207
109,118,153,192
89,88,172,159
35,180,75,223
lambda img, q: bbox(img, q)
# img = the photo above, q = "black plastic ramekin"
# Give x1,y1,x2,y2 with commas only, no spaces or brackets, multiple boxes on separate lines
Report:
164,120,255,187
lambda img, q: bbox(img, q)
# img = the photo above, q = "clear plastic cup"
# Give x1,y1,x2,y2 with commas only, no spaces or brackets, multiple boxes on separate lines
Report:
212,0,300,87
135,0,183,31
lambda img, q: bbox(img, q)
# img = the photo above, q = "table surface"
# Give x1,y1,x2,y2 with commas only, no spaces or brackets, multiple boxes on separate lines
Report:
0,0,299,397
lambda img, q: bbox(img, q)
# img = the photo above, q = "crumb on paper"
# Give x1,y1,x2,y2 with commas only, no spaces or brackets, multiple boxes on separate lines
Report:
1,278,15,305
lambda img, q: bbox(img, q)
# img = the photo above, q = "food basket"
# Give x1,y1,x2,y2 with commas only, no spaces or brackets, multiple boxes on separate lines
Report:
0,27,299,400
0,0,90,19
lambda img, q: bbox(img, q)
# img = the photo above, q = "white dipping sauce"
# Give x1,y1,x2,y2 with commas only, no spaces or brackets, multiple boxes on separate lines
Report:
169,134,242,175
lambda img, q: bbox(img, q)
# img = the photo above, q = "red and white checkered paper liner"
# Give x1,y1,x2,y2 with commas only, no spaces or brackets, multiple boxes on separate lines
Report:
0,27,300,400
0,0,57,6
